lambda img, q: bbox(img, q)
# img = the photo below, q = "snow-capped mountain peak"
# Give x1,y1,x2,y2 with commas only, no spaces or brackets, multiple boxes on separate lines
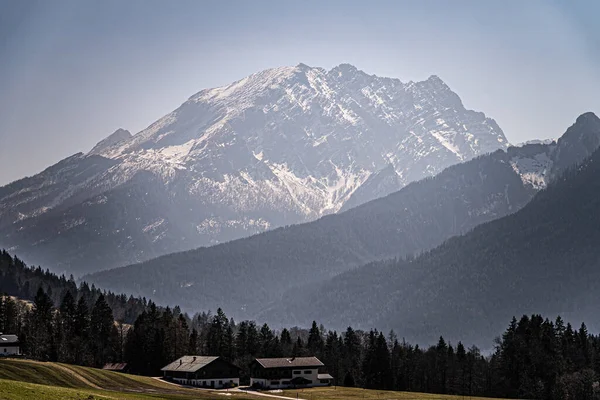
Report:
2,63,513,274
86,63,511,219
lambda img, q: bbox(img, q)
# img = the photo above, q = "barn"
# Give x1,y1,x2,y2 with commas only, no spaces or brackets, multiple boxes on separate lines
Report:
161,356,240,388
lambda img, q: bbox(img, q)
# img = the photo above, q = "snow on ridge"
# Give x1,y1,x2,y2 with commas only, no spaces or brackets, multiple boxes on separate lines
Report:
510,153,554,189
143,218,165,233
190,65,300,106
430,130,464,160
515,138,556,147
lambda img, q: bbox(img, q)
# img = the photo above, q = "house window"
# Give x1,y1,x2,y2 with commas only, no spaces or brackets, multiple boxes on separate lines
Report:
219,380,222,385
293,371,301,375
282,381,291,384
3,349,6,353
304,370,312,374
320,380,330,384
271,381,280,385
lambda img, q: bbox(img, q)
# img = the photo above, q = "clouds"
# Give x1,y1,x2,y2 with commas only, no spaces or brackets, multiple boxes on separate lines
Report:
0,0,598,184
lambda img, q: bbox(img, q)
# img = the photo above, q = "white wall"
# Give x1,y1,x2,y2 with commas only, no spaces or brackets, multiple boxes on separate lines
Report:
173,377,239,389
1,346,19,356
251,368,331,389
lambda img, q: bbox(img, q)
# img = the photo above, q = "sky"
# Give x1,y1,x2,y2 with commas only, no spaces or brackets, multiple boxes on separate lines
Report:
0,0,599,185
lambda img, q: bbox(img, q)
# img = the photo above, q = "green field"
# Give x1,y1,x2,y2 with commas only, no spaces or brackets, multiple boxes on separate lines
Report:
0,358,252,400
279,386,512,400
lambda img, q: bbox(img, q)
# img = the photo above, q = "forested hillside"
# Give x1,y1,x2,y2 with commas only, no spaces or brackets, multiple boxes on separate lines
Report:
276,136,600,345
0,250,148,323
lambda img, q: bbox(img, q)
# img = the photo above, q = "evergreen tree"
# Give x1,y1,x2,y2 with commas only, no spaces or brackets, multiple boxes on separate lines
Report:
259,323,275,357
343,326,362,385
89,294,117,366
58,291,77,363
207,308,228,356
307,321,324,357
189,328,199,354
280,328,292,355
435,336,448,393
28,288,54,360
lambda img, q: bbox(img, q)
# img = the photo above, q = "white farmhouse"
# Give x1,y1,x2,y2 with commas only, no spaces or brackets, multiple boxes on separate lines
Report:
249,356,333,389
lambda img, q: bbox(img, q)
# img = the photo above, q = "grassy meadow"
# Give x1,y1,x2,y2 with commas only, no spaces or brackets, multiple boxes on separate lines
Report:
279,386,512,400
0,358,252,400
0,358,515,400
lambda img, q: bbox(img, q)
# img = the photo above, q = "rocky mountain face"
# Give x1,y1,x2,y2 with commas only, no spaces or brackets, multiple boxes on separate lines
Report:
271,116,600,347
0,63,508,275
85,114,600,322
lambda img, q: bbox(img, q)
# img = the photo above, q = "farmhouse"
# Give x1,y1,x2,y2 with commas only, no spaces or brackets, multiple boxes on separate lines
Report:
250,356,333,389
161,356,240,388
0,334,20,356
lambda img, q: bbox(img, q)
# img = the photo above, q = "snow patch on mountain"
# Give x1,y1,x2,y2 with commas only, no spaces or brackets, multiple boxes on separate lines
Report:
516,138,556,147
510,153,554,189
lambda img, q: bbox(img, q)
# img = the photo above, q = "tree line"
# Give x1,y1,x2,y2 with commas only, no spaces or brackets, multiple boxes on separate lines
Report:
2,250,600,399
0,250,148,324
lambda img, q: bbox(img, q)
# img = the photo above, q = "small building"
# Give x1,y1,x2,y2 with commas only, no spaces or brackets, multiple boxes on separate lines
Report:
250,356,333,389
161,356,240,388
102,363,129,373
0,334,20,356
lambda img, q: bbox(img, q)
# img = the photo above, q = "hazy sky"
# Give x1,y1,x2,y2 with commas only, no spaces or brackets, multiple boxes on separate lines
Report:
1,0,599,185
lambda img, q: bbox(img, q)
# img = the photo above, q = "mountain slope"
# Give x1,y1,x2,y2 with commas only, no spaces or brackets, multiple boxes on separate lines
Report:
273,113,600,345
85,113,600,320
0,63,509,275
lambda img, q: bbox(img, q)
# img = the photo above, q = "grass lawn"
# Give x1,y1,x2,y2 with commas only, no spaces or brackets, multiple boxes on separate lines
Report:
0,358,253,400
279,386,512,400
0,378,194,400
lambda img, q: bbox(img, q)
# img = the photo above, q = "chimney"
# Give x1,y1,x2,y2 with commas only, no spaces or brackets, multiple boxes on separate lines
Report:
179,359,182,365
193,356,196,362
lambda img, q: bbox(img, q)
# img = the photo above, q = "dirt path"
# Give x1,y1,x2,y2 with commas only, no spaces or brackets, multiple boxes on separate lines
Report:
233,388,306,400
53,363,102,390
151,379,305,400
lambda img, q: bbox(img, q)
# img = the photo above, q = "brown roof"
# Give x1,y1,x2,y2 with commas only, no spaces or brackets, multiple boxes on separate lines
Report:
161,356,219,372
161,356,240,373
255,357,324,369
0,335,19,346
102,363,128,371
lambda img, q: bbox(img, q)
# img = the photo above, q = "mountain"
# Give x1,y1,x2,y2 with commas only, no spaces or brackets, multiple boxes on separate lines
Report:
270,112,600,346
89,128,132,154
0,63,508,275
85,113,600,320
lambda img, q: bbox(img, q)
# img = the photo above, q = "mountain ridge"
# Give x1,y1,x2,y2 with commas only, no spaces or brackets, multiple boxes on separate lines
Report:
0,63,509,275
